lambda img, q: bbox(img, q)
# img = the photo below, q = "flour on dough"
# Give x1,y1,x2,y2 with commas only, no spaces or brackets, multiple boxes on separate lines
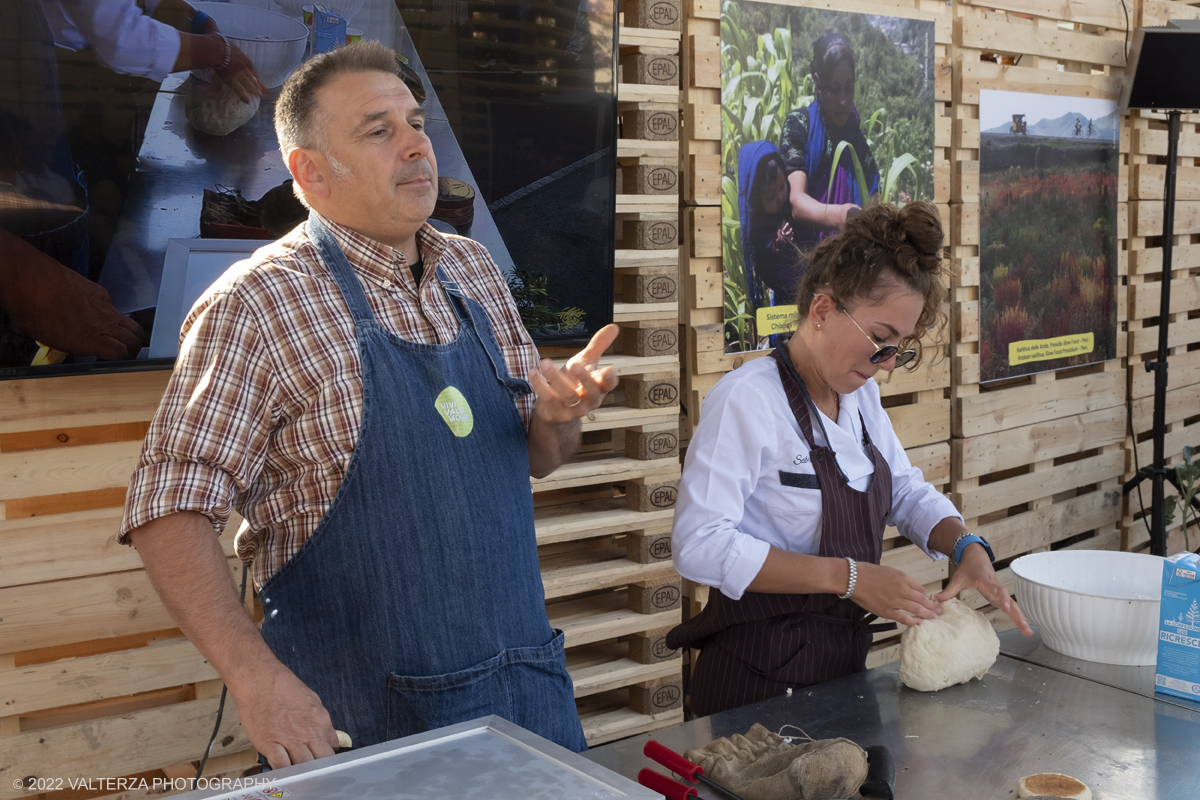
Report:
899,598,1000,691
188,79,260,137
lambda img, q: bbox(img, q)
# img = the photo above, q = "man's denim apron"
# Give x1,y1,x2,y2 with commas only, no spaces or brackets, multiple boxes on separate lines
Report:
257,215,587,753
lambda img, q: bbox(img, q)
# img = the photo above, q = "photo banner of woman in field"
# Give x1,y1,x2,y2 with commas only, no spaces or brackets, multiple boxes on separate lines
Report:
979,89,1119,382
721,0,935,353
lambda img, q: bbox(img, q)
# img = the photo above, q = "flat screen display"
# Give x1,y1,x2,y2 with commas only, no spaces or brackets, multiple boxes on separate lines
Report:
0,0,616,379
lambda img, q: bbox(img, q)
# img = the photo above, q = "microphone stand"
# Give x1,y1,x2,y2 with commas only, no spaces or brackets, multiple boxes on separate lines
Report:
1123,110,1200,555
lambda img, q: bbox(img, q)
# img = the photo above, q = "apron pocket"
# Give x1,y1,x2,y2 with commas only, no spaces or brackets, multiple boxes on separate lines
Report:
386,651,508,741
385,631,586,751
501,631,587,752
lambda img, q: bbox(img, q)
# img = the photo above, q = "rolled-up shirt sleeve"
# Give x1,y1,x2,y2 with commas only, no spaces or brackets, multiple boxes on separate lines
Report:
120,282,278,541
61,0,181,82
671,378,774,601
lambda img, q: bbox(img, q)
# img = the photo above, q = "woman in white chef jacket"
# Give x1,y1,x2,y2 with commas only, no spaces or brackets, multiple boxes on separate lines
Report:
667,202,1032,716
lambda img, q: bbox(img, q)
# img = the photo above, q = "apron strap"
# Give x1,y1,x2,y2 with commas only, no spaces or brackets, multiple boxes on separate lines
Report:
306,213,378,330
771,341,819,449
433,265,469,325
773,341,878,478
434,266,532,398
306,213,532,402
792,609,897,634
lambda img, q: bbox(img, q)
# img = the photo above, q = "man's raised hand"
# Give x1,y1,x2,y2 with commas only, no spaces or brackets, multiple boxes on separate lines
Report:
528,323,620,424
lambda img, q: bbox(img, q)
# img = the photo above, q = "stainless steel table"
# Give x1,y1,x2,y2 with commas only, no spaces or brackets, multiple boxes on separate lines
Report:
998,627,1200,713
171,716,658,800
584,652,1200,799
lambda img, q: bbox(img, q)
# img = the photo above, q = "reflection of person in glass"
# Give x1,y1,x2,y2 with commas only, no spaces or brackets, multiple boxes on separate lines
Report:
738,142,801,313
43,0,265,101
0,0,146,367
1,0,268,368
780,33,880,249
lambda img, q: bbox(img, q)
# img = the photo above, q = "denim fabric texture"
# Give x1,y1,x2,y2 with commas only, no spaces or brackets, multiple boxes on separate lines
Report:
257,214,586,753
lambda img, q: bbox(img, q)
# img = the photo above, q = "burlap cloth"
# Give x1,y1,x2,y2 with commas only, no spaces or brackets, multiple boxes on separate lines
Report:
683,723,868,800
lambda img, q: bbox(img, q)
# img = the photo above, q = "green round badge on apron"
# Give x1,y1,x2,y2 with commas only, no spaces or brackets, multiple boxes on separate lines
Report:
435,386,474,437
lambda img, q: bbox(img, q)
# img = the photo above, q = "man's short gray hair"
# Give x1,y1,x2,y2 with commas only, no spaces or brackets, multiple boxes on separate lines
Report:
275,40,400,161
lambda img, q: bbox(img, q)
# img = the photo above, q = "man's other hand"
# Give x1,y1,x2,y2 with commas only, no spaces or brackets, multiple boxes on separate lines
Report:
229,661,341,769
1,231,145,360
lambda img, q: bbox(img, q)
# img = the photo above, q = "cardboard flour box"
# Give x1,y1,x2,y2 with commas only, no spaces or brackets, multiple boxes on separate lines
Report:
1156,552,1200,700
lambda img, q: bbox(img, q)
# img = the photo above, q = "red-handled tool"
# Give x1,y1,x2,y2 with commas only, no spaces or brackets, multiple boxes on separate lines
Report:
644,740,750,800
638,768,697,799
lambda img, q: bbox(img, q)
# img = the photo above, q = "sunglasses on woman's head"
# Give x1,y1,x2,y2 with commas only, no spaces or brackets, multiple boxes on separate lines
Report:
821,294,918,368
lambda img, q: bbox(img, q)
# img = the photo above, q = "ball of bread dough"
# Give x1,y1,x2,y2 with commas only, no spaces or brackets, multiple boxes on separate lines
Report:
1017,773,1091,799
187,79,260,137
899,598,1000,691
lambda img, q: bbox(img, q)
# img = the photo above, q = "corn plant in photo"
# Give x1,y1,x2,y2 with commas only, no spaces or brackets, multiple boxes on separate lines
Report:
720,0,933,350
722,173,756,350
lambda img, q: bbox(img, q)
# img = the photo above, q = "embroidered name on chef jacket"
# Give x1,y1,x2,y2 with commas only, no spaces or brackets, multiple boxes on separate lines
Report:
435,386,474,437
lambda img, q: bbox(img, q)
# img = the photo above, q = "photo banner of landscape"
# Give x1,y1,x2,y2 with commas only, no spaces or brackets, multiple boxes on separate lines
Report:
720,0,935,353
978,89,1119,382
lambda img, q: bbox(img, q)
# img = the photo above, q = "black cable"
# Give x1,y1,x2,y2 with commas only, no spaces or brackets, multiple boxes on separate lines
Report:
1120,0,1130,64
1127,381,1153,539
195,561,251,784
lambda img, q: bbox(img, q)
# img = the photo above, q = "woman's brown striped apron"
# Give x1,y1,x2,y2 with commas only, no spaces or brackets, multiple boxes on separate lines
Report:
667,343,896,716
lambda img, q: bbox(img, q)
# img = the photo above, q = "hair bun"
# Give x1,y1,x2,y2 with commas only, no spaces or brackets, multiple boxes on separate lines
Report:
896,201,944,262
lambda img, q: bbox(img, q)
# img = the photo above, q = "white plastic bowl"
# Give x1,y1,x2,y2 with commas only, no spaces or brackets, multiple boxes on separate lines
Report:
194,3,309,88
1011,550,1163,666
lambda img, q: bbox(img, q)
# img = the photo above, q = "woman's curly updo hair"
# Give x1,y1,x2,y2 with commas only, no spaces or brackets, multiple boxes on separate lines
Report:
794,201,947,368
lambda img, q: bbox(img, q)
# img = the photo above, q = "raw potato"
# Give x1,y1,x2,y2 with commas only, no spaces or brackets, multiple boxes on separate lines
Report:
1017,773,1091,799
187,79,260,136
899,598,1000,691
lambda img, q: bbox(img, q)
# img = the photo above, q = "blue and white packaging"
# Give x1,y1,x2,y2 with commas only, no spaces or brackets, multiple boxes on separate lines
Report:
1156,551,1200,700
312,6,347,54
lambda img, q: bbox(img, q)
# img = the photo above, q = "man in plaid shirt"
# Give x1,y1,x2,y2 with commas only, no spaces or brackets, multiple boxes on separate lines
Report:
123,42,618,766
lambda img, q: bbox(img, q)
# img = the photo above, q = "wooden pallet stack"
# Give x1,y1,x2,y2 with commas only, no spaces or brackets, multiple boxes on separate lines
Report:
527,0,687,746
0,372,263,799
948,0,1132,631
1121,0,1200,555
679,0,955,669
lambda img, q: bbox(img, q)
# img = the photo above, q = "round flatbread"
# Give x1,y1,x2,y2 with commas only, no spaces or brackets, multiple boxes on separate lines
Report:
1017,773,1091,800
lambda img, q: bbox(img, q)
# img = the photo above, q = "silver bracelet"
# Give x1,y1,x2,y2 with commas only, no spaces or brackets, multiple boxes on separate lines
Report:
219,34,231,69
949,531,971,560
838,557,857,600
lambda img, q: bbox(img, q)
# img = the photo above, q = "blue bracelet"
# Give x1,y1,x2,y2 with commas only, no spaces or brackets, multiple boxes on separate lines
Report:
952,534,995,565
190,10,214,34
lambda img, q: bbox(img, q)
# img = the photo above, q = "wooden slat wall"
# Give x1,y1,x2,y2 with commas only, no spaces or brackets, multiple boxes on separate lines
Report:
948,0,1134,636
1121,0,1200,554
